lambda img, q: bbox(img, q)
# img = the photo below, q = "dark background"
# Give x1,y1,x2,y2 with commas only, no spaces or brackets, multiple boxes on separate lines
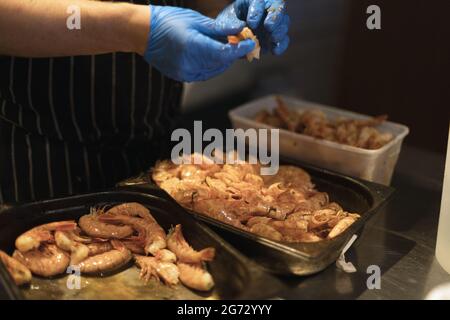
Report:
184,0,450,154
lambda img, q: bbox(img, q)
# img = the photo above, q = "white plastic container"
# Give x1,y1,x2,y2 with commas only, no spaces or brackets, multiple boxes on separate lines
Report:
229,95,410,185
436,124,450,274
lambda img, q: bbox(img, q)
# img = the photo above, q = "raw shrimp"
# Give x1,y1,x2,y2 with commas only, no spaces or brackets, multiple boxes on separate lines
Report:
87,242,113,256
54,231,89,265
135,255,179,286
0,250,32,285
79,208,134,239
78,240,132,275
106,202,152,220
154,249,177,263
15,220,77,253
178,263,214,292
13,244,70,277
121,240,145,255
167,225,215,264
99,214,167,255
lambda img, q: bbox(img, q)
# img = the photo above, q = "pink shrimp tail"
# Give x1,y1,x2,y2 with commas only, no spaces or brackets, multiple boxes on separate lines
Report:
200,248,216,261
54,221,77,231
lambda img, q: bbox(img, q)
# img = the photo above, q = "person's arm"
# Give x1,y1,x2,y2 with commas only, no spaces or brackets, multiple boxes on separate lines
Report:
0,0,149,57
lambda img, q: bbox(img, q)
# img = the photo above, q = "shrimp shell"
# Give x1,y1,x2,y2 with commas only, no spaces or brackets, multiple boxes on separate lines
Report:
0,250,32,285
167,225,215,264
328,217,357,239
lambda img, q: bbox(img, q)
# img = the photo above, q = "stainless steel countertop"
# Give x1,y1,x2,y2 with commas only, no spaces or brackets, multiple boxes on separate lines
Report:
276,145,450,300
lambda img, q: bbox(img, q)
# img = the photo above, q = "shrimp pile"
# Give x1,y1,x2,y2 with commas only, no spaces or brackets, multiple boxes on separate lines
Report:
153,153,360,243
0,202,215,292
254,97,394,150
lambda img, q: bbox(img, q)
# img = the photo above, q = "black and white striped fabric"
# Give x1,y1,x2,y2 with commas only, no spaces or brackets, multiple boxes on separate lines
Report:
0,0,184,204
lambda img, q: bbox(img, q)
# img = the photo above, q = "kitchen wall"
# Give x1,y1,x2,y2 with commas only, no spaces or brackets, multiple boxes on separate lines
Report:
183,0,352,109
183,0,449,154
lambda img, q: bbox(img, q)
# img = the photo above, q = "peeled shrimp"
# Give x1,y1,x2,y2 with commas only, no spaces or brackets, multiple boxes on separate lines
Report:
79,208,134,239
228,27,260,62
0,250,32,285
135,255,179,286
167,225,215,264
54,231,89,265
13,244,70,278
99,214,166,255
178,263,214,292
15,221,77,253
78,240,132,275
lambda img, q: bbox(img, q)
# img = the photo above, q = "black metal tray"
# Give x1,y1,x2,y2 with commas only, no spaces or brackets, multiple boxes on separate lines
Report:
0,191,283,300
117,158,395,276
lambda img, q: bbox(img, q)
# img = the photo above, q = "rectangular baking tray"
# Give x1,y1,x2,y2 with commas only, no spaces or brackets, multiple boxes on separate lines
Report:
0,191,283,300
117,158,395,276
229,94,410,185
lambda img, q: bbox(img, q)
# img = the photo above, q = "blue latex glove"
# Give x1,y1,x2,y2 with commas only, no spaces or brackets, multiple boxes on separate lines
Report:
216,0,290,56
144,5,256,82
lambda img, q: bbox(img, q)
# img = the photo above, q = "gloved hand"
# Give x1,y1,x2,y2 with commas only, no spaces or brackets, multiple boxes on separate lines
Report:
144,5,256,82
216,0,290,56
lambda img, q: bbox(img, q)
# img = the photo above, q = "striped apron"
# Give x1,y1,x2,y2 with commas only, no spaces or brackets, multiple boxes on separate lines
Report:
0,0,185,203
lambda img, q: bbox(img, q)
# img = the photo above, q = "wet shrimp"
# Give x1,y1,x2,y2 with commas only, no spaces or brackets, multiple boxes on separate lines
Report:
0,250,32,285
99,214,166,255
135,255,179,286
13,244,70,278
86,242,113,256
106,202,152,220
167,225,215,264
154,249,177,263
79,208,134,239
78,240,132,275
178,263,214,292
54,231,90,265
15,221,77,253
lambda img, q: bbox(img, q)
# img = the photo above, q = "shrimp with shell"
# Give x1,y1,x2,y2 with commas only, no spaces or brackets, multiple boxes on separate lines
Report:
167,225,215,264
13,244,70,278
78,240,132,275
78,208,134,239
99,213,167,256
15,220,77,253
0,250,32,285
135,255,179,286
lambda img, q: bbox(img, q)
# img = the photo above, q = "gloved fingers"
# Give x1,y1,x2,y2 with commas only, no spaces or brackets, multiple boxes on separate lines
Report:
272,35,289,56
264,0,287,33
221,39,256,62
246,0,266,30
270,14,290,44
197,33,256,63
212,10,246,36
